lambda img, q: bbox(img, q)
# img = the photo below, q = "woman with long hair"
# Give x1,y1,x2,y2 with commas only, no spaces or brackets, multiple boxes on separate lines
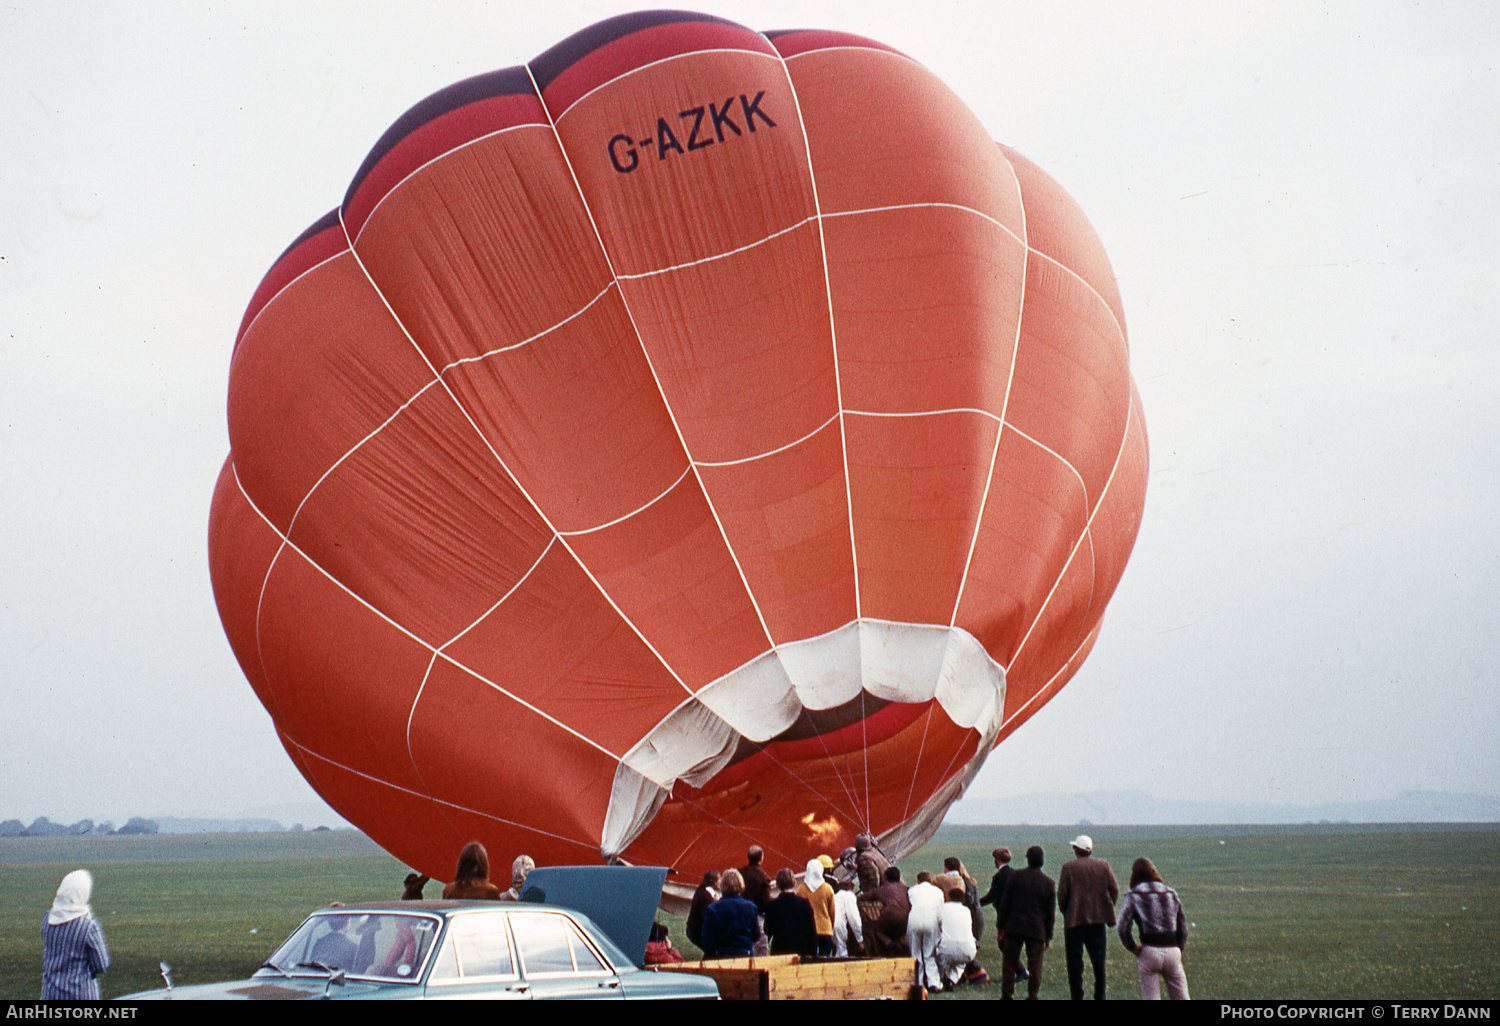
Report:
1117,858,1190,1000
442,841,502,900
686,870,720,950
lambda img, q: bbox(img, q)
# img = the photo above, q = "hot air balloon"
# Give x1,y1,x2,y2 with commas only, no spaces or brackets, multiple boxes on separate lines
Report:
208,10,1147,894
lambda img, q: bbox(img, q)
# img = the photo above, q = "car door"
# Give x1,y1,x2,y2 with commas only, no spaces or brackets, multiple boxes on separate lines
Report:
510,910,625,1000
422,911,531,1000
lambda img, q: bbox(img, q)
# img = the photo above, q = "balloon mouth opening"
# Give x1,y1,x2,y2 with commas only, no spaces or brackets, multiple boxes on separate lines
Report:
626,693,987,872
707,693,914,785
603,621,1007,869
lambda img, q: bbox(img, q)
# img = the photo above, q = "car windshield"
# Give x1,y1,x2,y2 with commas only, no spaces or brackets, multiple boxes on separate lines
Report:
259,912,440,982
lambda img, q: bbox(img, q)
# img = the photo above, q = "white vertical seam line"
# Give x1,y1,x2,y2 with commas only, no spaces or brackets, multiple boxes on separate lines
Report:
768,35,870,831
400,651,464,846
525,60,780,655
1004,392,1136,673
239,462,285,726
1000,623,1101,733
414,529,560,838
950,148,1028,629
350,122,546,247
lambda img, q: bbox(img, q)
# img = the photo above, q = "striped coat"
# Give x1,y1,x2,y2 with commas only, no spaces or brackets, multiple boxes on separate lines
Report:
40,914,109,1000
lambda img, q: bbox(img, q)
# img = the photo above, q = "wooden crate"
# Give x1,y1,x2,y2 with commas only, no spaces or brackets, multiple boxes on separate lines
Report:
654,954,919,1000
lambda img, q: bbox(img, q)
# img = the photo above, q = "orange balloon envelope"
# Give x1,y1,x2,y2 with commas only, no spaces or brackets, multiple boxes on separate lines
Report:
208,11,1147,888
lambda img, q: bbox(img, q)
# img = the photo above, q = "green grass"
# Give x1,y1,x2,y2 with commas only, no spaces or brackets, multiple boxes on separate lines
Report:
1,831,406,999
905,824,1500,1001
3,825,1495,1000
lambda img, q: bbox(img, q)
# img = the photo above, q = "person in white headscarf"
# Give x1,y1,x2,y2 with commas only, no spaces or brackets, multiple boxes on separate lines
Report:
795,857,837,956
40,870,110,1000
501,855,536,901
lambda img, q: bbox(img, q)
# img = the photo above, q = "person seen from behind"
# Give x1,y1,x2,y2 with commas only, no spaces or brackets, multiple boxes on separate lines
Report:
442,841,501,899
796,857,837,956
501,854,535,901
309,914,357,968
831,875,865,957
943,855,989,984
1118,857,1190,1000
979,847,1027,982
906,870,944,992
1057,834,1118,1000
41,870,109,1000
764,867,817,955
936,886,979,989
687,869,720,951
994,846,1054,1001
862,865,912,955
854,833,890,893
699,868,759,958
740,845,773,911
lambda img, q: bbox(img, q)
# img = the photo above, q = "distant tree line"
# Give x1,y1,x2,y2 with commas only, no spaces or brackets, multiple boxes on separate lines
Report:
0,817,339,836
0,817,159,837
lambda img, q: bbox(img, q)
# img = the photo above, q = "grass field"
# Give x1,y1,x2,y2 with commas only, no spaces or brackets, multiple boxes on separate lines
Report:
2,824,1495,1000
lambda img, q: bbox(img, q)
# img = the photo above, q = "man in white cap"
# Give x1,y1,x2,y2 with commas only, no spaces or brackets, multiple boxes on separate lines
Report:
1056,834,1118,1000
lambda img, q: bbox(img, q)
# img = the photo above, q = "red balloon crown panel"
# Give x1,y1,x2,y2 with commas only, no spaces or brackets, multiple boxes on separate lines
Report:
208,10,1147,884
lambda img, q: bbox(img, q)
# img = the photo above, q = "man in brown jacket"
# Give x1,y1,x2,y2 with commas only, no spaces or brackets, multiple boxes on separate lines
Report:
1056,834,1119,1000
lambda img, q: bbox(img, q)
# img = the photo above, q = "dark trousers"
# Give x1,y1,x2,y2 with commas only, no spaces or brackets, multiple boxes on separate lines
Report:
1065,923,1108,999
1000,935,1044,1000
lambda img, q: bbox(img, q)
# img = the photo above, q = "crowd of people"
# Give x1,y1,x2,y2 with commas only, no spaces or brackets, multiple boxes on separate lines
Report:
982,835,1191,1001
679,835,990,995
676,831,1190,1001
35,833,1189,1001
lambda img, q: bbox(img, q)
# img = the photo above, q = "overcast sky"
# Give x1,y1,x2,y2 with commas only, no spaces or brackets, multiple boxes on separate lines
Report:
3,0,1496,829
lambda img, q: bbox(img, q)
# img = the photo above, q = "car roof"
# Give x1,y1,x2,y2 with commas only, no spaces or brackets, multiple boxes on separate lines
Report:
310,866,669,966
313,900,512,913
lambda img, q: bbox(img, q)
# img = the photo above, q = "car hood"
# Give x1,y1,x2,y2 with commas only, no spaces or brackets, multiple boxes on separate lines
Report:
122,977,406,1000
